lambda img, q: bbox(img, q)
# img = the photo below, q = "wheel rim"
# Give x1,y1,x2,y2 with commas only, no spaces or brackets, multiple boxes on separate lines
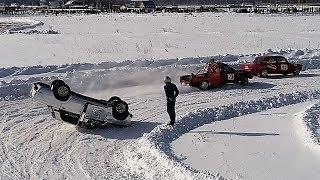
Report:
294,68,300,74
116,103,126,113
261,70,268,77
57,86,69,97
201,82,209,89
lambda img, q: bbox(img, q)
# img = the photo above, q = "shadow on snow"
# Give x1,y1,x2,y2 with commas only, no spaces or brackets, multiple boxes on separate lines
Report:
189,130,280,137
77,121,161,140
261,73,320,79
179,81,277,95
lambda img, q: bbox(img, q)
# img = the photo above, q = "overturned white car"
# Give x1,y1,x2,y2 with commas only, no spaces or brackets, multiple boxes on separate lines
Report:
30,80,132,128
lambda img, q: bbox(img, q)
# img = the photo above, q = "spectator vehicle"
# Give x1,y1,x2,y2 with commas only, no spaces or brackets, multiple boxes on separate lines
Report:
30,80,132,128
180,60,253,90
242,56,302,77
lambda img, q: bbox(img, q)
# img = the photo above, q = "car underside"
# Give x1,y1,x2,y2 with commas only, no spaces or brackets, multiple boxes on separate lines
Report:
30,80,132,129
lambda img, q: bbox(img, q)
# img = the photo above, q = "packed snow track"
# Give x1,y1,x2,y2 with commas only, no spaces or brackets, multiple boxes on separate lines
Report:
1,67,320,179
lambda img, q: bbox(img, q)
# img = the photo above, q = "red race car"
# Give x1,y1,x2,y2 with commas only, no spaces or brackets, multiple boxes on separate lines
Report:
180,60,253,90
242,56,302,78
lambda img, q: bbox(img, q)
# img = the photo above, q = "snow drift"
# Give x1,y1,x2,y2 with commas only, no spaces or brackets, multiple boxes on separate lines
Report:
120,90,320,180
0,49,319,101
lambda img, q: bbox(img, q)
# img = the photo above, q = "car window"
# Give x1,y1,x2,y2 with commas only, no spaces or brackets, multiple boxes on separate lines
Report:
254,57,267,64
278,57,288,63
267,57,277,64
220,64,235,73
253,57,261,63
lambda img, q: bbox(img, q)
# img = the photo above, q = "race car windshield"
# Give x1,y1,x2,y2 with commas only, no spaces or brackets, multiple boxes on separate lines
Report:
253,57,263,63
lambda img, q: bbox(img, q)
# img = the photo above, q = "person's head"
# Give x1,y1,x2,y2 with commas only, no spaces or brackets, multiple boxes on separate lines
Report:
164,76,171,83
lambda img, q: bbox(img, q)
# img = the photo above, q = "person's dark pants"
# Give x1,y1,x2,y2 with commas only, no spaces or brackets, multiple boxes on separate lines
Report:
167,100,176,124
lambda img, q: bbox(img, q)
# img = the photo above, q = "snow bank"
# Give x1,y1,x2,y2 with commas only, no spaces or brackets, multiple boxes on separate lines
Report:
0,76,57,101
296,102,320,152
0,18,43,33
120,90,320,180
0,49,319,101
0,48,318,78
9,29,59,35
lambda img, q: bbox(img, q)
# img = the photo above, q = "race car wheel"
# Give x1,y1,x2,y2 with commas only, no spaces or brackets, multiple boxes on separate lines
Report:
260,69,268,78
51,80,71,101
240,78,249,85
293,68,300,76
57,86,69,97
109,96,121,106
200,81,210,90
112,100,129,120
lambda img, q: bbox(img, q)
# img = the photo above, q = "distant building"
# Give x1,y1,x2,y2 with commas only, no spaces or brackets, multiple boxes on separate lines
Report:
126,0,156,13
39,0,63,8
48,0,64,8
5,3,19,13
309,3,320,12
65,0,87,9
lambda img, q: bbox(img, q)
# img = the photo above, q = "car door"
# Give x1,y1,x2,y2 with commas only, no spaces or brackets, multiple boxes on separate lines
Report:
266,57,278,74
207,62,222,86
220,64,236,84
277,56,289,73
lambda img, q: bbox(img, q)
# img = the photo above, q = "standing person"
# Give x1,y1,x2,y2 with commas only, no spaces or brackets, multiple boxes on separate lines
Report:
164,76,179,125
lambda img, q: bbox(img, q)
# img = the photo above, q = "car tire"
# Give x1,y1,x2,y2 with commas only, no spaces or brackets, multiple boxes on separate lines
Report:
293,68,300,76
112,100,129,120
200,81,210,90
240,77,249,85
109,96,121,106
51,80,71,101
260,69,268,78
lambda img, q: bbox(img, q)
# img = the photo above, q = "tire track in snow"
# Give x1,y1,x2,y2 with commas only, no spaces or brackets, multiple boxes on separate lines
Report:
1,70,320,179
0,99,141,179
0,103,32,179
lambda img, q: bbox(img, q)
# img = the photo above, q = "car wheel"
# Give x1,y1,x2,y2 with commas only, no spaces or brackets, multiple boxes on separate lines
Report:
112,100,129,120
51,80,71,101
200,81,210,90
240,78,249,85
293,68,300,76
260,69,268,78
109,96,121,106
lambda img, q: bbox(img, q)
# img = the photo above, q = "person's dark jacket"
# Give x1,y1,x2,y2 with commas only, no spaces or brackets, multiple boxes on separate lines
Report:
164,82,179,101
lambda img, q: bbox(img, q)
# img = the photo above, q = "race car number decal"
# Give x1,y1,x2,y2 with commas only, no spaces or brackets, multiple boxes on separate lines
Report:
227,74,234,80
280,64,288,71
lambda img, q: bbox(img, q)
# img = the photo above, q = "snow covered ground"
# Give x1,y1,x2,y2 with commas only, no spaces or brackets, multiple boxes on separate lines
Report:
172,101,320,180
1,13,320,179
1,68,320,179
0,13,320,67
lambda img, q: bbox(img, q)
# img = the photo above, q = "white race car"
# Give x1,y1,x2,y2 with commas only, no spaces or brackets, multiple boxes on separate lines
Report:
30,80,132,128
